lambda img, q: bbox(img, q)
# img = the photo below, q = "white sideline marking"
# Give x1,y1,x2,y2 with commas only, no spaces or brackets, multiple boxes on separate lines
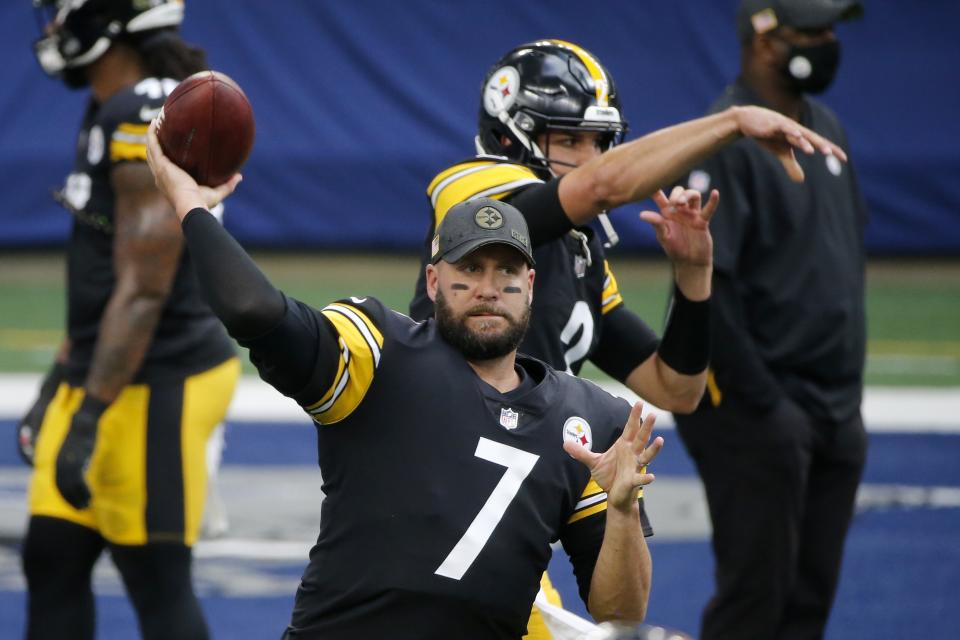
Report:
193,538,311,561
0,374,956,433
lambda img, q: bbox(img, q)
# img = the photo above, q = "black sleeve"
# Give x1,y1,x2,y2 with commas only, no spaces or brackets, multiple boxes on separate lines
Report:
181,208,340,399
503,178,573,247
709,270,783,411
589,305,660,383
181,208,285,340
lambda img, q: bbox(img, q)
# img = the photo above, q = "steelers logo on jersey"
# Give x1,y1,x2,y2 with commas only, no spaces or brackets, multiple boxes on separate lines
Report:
475,206,504,229
562,416,593,451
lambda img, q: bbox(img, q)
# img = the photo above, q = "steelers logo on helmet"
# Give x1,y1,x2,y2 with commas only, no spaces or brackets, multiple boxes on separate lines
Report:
483,65,520,117
475,206,504,230
562,416,593,451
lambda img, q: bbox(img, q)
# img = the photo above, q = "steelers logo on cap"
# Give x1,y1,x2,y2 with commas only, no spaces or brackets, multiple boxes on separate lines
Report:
475,206,504,229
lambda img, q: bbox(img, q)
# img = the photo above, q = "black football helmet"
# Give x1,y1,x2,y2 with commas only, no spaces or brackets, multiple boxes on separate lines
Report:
476,39,628,177
33,0,184,87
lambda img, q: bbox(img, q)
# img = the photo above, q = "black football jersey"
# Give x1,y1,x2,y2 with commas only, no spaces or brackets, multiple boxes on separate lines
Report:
246,295,652,639
59,77,233,383
409,157,638,376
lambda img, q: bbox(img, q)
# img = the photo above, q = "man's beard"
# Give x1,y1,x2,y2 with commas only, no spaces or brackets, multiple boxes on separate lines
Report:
435,290,530,361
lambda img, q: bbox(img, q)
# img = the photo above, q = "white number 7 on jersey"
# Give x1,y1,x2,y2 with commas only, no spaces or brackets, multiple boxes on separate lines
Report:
434,438,539,580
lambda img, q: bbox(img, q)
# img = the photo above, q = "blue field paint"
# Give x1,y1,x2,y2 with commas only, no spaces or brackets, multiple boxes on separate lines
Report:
3,419,958,486
548,507,960,637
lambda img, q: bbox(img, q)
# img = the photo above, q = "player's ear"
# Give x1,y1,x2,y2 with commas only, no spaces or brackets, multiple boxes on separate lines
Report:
426,263,439,302
527,268,535,304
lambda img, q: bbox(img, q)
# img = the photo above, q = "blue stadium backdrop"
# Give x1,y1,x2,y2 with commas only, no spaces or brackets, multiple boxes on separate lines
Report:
1,1,958,253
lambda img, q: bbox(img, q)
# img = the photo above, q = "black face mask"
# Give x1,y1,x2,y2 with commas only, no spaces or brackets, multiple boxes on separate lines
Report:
779,40,841,95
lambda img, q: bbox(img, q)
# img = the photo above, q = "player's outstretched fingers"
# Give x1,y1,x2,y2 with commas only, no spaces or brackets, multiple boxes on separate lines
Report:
784,124,816,155
668,185,686,206
701,189,720,223
651,189,673,217
562,438,599,466
639,209,668,242
677,188,708,229
622,402,645,444
800,124,848,162
778,148,806,183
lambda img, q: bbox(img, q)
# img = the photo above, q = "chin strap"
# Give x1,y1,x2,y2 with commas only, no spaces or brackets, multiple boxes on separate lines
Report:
539,126,619,249
597,212,619,248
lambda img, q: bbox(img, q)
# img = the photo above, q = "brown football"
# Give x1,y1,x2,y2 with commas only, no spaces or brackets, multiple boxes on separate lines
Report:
156,70,255,187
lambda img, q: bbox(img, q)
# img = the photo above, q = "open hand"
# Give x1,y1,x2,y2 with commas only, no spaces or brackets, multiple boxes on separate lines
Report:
563,402,664,512
640,187,718,267
733,105,847,182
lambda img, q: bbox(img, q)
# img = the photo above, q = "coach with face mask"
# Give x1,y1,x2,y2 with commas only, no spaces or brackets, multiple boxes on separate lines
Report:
675,1,868,639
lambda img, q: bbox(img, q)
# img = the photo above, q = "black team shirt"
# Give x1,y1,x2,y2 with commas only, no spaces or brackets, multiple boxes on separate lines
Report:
180,210,654,639
59,79,233,384
688,79,868,422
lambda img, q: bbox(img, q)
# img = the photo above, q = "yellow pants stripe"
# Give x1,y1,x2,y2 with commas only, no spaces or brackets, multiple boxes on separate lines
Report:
28,358,239,546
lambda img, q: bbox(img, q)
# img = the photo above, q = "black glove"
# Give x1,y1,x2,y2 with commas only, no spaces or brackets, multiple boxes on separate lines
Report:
55,394,107,510
16,362,66,466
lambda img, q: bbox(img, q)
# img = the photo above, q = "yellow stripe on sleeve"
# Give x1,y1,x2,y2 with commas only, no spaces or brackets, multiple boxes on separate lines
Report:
568,501,607,524
110,141,147,161
109,122,150,161
306,303,384,424
580,478,604,499
426,161,495,198
600,260,624,314
117,122,149,136
430,162,542,226
567,479,644,524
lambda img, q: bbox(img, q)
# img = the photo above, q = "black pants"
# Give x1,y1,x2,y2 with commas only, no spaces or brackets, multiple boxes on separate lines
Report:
675,395,867,640
22,516,208,640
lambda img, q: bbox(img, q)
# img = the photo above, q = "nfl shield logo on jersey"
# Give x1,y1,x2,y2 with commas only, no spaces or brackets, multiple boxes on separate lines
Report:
500,407,519,430
574,255,587,278
562,417,593,451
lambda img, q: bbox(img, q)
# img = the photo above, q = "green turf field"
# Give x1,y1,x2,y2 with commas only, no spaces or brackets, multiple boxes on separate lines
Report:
1,252,958,386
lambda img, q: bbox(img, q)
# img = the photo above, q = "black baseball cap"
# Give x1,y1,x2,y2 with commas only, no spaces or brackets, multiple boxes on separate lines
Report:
737,0,864,42
431,198,535,266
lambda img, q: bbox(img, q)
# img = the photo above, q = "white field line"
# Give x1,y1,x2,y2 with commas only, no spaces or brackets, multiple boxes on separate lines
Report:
0,374,956,433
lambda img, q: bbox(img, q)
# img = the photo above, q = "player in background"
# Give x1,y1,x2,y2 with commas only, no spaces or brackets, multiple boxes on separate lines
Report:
19,2,238,639
408,40,847,635
677,2,868,637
